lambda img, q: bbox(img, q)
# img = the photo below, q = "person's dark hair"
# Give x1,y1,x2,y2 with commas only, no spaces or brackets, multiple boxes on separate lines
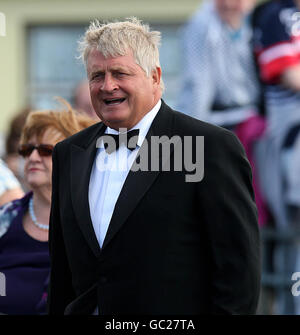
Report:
5,108,31,155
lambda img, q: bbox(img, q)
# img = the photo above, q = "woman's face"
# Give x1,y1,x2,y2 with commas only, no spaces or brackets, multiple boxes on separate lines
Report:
23,129,61,191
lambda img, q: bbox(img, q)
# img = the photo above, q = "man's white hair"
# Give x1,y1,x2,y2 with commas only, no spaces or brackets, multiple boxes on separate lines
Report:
78,17,164,91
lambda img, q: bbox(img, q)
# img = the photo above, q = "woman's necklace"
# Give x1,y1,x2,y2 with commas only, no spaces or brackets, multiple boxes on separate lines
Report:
29,197,49,230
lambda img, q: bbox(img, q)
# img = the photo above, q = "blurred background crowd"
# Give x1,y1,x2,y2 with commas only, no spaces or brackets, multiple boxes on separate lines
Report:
1,0,300,315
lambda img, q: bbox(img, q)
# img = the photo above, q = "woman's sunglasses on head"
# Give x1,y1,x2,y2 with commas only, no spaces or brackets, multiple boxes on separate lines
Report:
18,144,54,157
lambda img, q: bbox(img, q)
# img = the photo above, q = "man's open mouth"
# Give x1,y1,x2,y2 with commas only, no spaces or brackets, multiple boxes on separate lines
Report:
104,98,126,106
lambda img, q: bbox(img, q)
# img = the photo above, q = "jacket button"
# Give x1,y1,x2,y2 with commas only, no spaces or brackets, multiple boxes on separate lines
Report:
99,276,107,284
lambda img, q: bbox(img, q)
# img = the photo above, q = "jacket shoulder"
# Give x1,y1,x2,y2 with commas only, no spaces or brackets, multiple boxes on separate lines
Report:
169,105,244,155
172,106,236,138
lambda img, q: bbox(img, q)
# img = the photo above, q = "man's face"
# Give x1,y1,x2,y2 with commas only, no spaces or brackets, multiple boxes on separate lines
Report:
215,0,255,25
87,49,161,130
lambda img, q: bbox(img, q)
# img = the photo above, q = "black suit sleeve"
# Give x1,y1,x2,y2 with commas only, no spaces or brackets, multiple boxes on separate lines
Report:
199,130,261,314
47,144,76,315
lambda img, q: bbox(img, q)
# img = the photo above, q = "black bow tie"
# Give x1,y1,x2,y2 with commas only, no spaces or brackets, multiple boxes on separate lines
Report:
103,129,140,154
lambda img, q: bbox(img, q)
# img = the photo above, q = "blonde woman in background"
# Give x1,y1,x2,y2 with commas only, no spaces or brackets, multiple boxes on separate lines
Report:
0,100,97,314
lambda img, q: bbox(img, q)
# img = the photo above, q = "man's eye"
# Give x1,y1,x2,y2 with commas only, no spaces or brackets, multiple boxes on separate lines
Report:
115,72,127,77
92,73,103,80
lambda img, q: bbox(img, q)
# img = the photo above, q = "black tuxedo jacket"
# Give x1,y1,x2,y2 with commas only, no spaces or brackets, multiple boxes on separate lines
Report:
48,101,260,315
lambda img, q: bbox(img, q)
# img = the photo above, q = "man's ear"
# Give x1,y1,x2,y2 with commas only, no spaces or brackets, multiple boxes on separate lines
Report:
151,67,162,88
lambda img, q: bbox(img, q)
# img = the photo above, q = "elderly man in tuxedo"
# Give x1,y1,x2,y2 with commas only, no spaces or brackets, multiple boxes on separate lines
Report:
47,17,261,315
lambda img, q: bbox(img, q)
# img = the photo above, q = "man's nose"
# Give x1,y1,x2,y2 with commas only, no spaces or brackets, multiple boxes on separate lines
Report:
101,74,118,92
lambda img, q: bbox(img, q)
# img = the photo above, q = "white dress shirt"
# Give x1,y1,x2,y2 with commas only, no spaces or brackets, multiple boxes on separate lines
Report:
88,99,161,249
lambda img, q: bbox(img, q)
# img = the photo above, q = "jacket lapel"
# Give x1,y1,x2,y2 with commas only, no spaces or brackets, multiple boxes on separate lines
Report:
102,101,176,250
70,122,106,258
